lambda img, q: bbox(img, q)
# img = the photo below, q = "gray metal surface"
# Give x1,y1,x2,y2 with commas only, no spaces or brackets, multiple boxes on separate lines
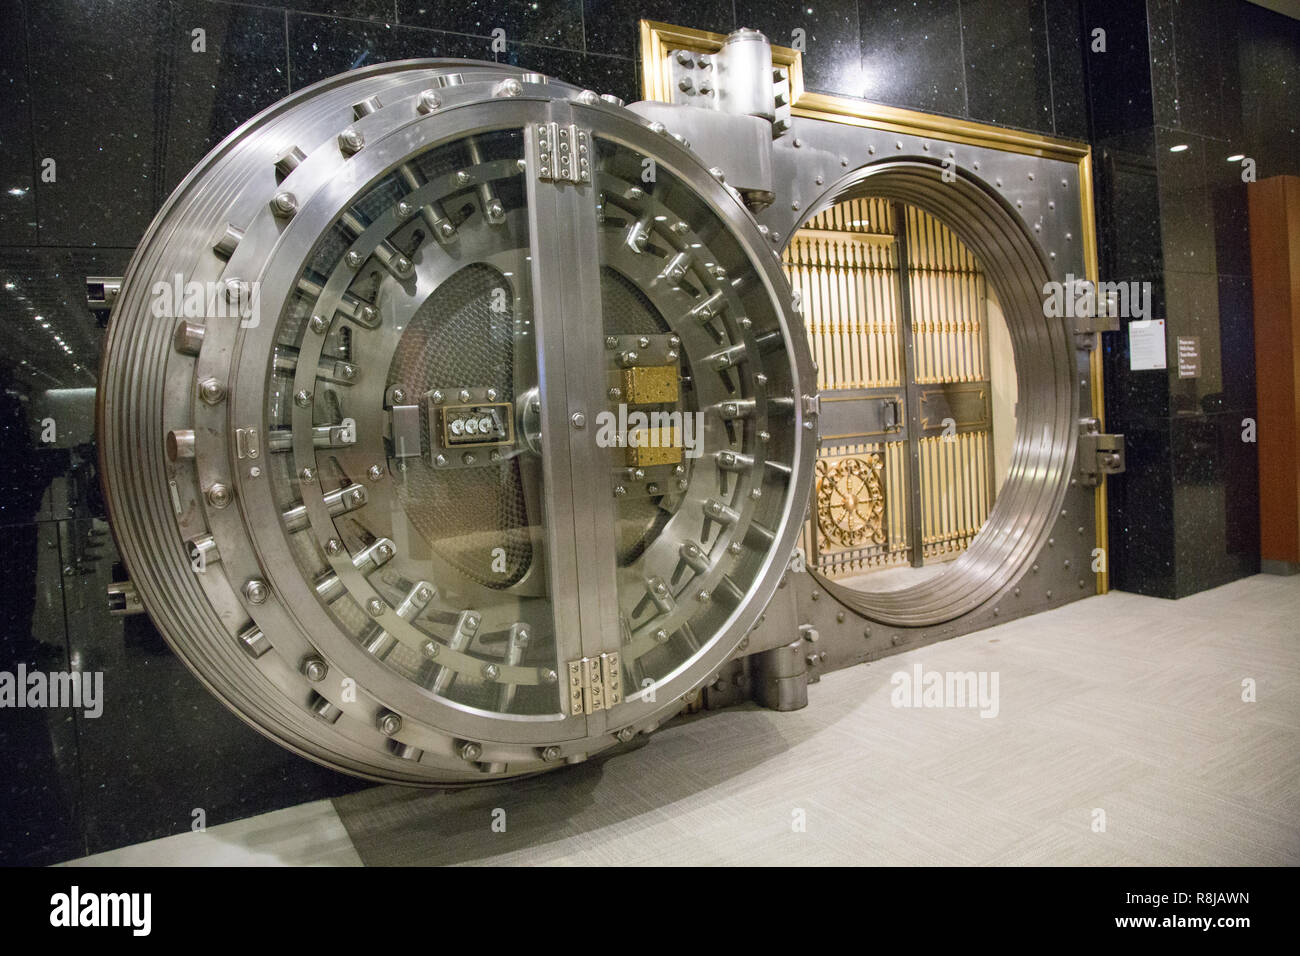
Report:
97,58,817,784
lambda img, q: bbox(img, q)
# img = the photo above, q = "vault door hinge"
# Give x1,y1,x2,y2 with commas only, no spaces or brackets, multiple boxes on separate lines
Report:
566,651,622,715
1077,417,1125,485
535,123,591,184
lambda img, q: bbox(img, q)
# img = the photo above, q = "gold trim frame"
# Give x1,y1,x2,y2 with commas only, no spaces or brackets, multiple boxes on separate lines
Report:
638,19,1110,593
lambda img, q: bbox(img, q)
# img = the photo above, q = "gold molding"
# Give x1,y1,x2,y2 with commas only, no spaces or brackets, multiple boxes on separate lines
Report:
638,18,1109,593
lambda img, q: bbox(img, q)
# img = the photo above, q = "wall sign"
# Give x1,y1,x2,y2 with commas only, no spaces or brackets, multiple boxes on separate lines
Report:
1128,319,1167,371
1176,335,1201,379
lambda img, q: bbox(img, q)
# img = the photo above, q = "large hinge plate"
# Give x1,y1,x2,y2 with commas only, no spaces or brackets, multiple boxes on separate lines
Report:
1077,417,1125,485
566,651,622,715
535,123,591,184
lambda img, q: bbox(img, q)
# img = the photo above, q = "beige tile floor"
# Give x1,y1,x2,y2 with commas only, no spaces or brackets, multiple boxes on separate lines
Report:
66,574,1300,866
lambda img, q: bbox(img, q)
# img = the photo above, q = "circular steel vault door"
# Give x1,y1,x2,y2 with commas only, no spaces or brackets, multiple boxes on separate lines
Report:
98,62,815,784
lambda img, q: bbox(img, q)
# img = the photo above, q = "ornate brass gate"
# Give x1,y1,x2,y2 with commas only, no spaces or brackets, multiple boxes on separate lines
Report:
787,199,998,580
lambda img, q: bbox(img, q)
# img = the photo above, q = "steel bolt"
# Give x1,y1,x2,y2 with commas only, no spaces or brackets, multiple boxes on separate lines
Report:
302,657,328,682
367,598,385,617
244,579,268,604
338,128,364,154
271,191,298,217
199,378,225,404
377,712,403,736
207,483,232,509
459,741,482,761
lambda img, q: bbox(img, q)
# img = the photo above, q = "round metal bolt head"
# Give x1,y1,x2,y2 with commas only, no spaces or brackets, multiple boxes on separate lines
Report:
541,745,562,761
338,128,364,154
459,741,482,762
616,727,636,743
244,579,268,604
206,483,232,509
481,663,500,681
367,598,385,617
416,89,442,113
199,378,225,404
325,538,341,555
377,712,402,736
302,657,328,682
368,464,383,481
271,191,298,216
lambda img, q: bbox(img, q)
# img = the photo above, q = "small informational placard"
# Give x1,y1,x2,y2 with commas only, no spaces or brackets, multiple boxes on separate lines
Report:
1176,336,1201,378
1128,319,1167,371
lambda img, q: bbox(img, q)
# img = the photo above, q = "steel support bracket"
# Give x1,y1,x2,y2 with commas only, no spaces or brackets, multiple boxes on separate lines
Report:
86,276,123,316
107,580,145,616
1077,417,1125,485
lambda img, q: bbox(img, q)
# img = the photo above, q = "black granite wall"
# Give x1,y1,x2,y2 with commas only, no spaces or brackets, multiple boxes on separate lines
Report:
1087,0,1298,598
0,0,1292,863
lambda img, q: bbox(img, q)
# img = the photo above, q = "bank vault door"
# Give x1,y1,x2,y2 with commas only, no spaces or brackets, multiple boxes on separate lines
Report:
787,199,1003,585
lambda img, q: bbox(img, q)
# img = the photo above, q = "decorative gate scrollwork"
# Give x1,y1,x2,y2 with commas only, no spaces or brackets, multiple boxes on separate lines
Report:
815,455,887,549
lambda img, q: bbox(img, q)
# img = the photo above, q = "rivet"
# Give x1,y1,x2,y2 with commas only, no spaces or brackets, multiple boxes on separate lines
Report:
295,389,313,407
482,663,500,681
325,538,341,555
299,467,315,481
368,464,384,480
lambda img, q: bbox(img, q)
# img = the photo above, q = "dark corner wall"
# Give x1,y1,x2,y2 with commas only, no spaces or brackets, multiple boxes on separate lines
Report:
0,0,1295,864
1086,0,1300,599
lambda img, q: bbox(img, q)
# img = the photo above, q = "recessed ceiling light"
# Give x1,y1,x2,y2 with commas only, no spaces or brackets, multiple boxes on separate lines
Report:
6,187,26,197
2,281,14,290
1227,153,1245,162
1169,144,1190,153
